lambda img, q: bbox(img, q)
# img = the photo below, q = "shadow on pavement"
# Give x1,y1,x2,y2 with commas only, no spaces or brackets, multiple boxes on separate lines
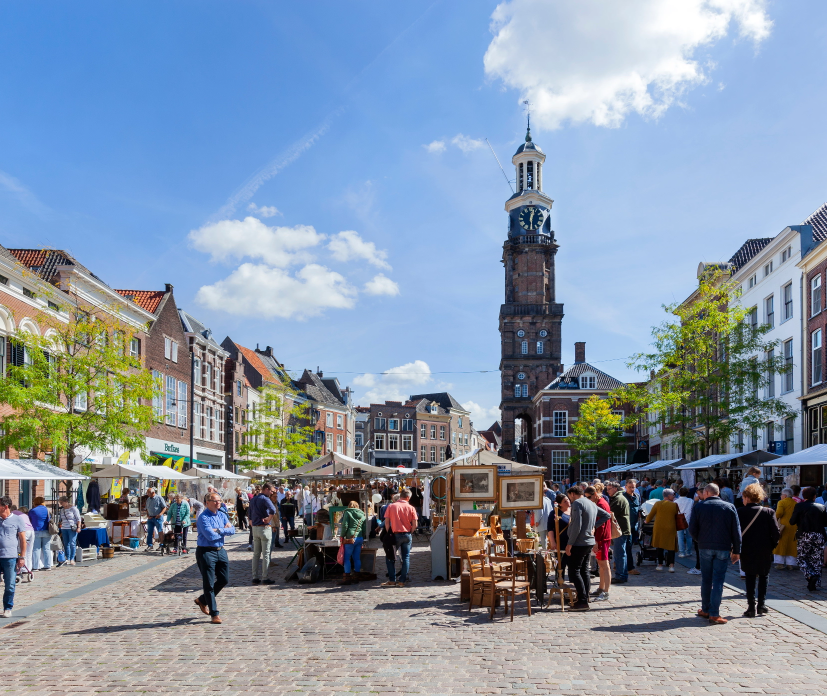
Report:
64,617,198,634
591,616,701,632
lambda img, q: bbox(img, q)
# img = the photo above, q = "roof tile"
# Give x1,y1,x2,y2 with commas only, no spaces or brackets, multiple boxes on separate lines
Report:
114,289,165,315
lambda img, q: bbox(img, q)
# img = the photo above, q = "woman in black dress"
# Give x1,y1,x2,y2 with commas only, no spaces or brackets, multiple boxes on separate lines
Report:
737,483,780,617
790,486,827,591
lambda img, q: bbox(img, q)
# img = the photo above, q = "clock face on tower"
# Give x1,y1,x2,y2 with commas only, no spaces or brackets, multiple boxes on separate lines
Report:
519,206,542,231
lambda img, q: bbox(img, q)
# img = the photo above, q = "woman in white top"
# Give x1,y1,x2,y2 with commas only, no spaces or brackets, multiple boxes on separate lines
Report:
58,496,82,566
675,487,694,558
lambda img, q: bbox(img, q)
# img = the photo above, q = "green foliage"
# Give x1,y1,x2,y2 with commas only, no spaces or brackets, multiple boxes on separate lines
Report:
0,297,159,470
239,380,320,470
564,395,629,466
613,269,797,457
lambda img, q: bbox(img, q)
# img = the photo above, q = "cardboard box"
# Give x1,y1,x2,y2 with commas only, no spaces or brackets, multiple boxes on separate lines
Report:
458,513,483,530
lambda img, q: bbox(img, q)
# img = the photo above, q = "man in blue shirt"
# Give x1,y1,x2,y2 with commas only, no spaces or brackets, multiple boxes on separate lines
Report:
195,493,235,624
249,483,277,585
144,488,167,551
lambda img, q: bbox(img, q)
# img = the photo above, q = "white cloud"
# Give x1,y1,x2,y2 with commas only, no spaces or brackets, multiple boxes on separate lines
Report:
355,360,433,404
0,169,50,217
188,217,324,267
364,273,400,296
451,134,486,153
328,230,391,269
195,263,356,320
247,202,281,218
484,0,772,129
424,140,447,153
463,401,501,430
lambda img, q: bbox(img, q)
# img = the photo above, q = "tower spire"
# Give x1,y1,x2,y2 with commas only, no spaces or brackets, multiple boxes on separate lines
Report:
523,99,532,142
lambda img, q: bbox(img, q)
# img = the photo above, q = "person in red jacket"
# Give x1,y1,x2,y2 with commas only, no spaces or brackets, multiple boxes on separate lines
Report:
381,489,418,587
586,484,613,602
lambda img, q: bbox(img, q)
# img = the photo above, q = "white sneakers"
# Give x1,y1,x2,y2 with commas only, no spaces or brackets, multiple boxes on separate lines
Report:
655,565,664,571
668,565,675,573
1,610,11,618
688,568,702,575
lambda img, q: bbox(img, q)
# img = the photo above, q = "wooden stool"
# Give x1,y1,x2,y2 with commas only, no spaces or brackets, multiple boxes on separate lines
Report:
110,521,131,544
546,584,577,610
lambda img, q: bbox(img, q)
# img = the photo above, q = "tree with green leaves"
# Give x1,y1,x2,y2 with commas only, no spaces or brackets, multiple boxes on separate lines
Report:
239,380,320,470
565,394,630,471
613,268,796,459
0,296,158,470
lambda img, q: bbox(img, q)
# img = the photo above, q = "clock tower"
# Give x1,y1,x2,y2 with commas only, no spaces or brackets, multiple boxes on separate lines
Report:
499,125,564,462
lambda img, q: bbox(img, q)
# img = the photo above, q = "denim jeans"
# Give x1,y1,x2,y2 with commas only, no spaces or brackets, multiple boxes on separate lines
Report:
343,537,364,573
612,534,629,581
624,532,635,570
699,548,730,617
394,532,413,582
146,517,163,547
0,557,16,610
281,516,295,541
60,529,78,563
33,530,52,570
677,528,692,556
251,526,272,580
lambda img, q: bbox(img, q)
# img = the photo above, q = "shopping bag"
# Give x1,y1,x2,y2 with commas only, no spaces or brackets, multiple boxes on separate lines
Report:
336,544,345,566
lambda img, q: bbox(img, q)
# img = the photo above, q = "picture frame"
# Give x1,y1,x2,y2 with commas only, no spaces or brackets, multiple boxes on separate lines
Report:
498,474,544,510
452,465,498,501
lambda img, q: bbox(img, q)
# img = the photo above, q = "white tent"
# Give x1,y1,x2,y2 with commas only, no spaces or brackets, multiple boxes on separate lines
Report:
184,467,250,480
238,468,275,478
0,459,89,481
289,451,391,477
90,463,196,480
757,444,827,467
673,450,779,470
424,448,542,475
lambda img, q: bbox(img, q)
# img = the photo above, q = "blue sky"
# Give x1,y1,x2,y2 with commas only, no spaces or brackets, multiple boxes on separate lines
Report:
2,1,827,429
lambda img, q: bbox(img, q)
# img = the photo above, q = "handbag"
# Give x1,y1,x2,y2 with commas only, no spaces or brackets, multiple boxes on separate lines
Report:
610,513,623,540
676,513,689,531
336,544,345,565
48,513,60,536
741,507,763,538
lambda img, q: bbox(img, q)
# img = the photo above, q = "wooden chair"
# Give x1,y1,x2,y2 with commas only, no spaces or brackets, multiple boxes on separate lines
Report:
465,550,494,611
488,555,532,621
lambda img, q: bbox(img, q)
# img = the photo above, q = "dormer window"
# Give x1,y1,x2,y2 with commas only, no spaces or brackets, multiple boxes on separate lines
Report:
430,403,438,414
580,373,596,389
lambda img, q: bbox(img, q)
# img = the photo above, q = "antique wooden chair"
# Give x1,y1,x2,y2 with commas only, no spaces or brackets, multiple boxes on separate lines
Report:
465,550,494,611
488,555,532,621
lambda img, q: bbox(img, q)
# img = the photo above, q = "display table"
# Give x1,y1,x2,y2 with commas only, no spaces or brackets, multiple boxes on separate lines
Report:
78,527,110,549
107,518,141,543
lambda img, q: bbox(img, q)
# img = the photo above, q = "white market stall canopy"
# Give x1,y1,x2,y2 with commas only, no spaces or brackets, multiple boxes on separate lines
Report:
424,448,543,475
757,444,827,467
0,459,89,481
289,451,392,477
184,467,250,480
238,468,275,478
90,463,196,480
673,450,779,470
630,458,687,472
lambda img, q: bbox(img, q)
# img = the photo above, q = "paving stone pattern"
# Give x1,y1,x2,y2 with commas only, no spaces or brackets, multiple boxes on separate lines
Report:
3,536,827,695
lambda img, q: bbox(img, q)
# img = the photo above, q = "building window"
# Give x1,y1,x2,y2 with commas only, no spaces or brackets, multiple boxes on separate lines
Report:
536,341,544,354
464,433,469,446
765,422,774,448
430,403,438,414
551,450,569,482
326,433,333,452
214,366,221,393
402,419,413,431
203,362,211,388
785,417,794,454
74,391,88,412
336,434,343,453
764,262,773,277
521,340,528,354
388,418,399,431
22,287,35,299
420,445,427,462
747,274,757,289
236,379,242,396
458,416,463,428
812,275,822,316
783,339,793,393
178,381,187,428
514,384,522,398
420,423,426,438
522,384,529,398
166,375,176,425
430,425,437,439
579,450,597,480
326,412,333,427
355,432,363,448
439,425,446,440
439,447,446,463
813,329,823,385
375,434,385,450
388,434,399,451
164,337,178,362
129,338,140,357
217,406,223,444
765,295,774,328
337,414,343,429
375,417,386,430
402,435,413,451
553,411,567,437
579,374,596,389
781,246,792,263
207,406,214,440
430,446,436,463
765,349,775,398
783,283,793,321
750,426,758,450
152,370,164,420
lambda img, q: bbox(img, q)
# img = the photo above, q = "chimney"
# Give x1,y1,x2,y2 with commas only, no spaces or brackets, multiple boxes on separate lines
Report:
574,342,586,364
165,283,173,293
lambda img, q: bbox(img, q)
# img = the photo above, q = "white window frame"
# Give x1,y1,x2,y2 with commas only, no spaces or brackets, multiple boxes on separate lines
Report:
514,384,521,398
521,340,528,355
579,374,596,389
536,341,544,354
553,411,567,437
166,375,176,425
336,434,343,453
783,338,794,393
402,434,413,451
813,329,823,385
521,384,529,398
782,282,793,322
812,275,822,317
551,450,569,482
337,414,343,429
152,370,164,420
764,294,774,328
375,434,386,450
355,432,363,448
178,381,187,428
747,274,757,289
388,418,399,431
420,423,426,438
388,434,399,450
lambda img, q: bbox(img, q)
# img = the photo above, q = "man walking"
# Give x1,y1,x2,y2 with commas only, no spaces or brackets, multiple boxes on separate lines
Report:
382,488,418,587
565,485,611,611
607,481,631,584
623,479,641,575
145,488,167,551
249,482,277,585
688,482,741,625
648,479,665,501
195,493,235,624
0,495,28,618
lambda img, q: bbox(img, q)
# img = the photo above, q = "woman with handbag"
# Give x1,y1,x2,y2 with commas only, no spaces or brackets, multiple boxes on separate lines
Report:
737,483,780,617
646,489,679,572
339,501,366,586
773,489,798,570
57,496,82,566
676,488,694,557
789,487,827,591
586,483,613,602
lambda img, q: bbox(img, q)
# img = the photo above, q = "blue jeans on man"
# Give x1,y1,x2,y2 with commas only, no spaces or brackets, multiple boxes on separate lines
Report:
699,548,730,617
0,557,17,611
32,530,52,570
146,517,163,548
677,528,692,556
612,534,629,581
385,532,413,582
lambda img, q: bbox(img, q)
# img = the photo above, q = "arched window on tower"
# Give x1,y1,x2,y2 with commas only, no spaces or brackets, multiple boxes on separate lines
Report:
536,162,542,190
526,161,534,189
522,384,529,398
514,384,521,398
518,163,524,191
521,340,528,354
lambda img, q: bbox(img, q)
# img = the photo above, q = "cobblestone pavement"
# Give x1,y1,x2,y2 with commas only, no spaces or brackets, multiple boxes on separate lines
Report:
3,535,827,695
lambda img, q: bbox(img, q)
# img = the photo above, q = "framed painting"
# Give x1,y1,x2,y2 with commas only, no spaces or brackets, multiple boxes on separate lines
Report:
498,474,544,510
452,466,498,501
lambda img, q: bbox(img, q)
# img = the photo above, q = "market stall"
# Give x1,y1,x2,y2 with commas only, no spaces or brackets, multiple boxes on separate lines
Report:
628,459,686,485
672,450,779,492
0,458,89,514
750,444,827,502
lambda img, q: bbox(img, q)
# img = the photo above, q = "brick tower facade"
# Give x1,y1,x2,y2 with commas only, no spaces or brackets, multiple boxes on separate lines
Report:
499,126,564,461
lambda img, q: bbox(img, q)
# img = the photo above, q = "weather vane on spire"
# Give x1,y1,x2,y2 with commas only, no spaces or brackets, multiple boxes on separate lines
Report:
523,99,532,142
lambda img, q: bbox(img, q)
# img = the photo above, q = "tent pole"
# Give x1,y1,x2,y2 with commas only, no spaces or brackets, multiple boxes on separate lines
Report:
446,471,453,581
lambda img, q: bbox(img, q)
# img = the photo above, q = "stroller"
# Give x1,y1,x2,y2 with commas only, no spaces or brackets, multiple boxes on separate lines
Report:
636,521,660,566
158,530,177,556
16,561,34,584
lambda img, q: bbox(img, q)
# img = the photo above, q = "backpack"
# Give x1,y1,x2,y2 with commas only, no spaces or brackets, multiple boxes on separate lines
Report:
297,556,320,583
